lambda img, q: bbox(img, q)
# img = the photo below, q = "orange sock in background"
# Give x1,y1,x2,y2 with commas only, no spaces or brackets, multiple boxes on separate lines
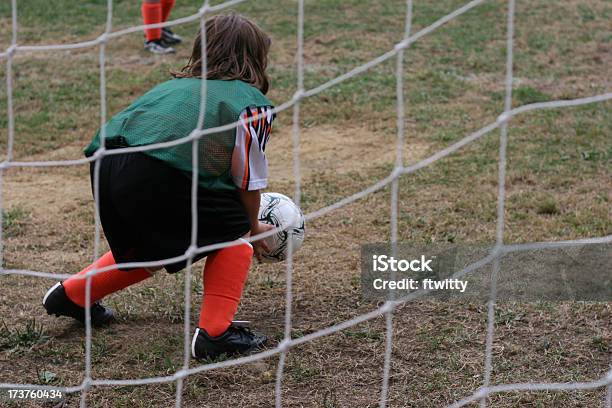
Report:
63,251,152,307
199,241,253,337
160,0,175,22
141,2,162,42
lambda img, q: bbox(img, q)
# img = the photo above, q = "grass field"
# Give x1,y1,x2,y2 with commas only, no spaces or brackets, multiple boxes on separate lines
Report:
0,0,611,407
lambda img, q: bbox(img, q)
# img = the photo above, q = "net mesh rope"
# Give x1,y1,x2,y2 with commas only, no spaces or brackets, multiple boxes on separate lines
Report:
1,0,611,406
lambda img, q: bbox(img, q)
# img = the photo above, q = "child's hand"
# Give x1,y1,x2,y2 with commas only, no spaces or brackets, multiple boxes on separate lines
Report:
251,222,274,262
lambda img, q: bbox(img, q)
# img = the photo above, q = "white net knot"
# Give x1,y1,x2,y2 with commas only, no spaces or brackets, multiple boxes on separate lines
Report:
394,40,409,53
97,33,109,44
81,377,92,391
0,161,8,170
198,5,209,16
491,243,504,258
380,301,394,314
474,386,488,400
185,245,198,259
188,128,202,142
175,369,188,380
92,148,106,160
292,89,305,103
391,166,403,179
278,339,291,352
84,266,101,279
496,111,512,124
6,44,17,57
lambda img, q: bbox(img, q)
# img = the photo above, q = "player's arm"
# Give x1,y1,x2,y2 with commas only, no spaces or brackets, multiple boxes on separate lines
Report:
232,106,275,261
238,189,263,232
238,189,273,261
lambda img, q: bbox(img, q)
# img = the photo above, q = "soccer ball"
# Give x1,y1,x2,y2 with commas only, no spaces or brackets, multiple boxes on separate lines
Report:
257,192,306,263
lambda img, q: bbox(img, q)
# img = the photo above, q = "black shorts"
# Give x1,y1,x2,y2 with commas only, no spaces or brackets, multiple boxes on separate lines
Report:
91,152,250,273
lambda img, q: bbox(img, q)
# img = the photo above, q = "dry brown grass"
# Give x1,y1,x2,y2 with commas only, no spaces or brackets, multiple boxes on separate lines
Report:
1,0,611,406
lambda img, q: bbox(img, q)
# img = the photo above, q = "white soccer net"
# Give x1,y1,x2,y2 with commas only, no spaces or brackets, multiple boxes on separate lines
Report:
1,0,611,407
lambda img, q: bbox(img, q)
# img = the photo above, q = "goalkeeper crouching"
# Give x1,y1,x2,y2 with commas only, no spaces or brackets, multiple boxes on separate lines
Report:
42,15,276,360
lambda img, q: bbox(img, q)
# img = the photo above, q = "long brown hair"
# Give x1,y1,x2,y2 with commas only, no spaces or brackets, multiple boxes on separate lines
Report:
172,14,271,94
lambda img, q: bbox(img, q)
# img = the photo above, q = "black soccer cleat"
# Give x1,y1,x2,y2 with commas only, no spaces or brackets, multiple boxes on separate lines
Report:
42,282,114,327
162,27,183,45
191,324,267,360
144,39,175,55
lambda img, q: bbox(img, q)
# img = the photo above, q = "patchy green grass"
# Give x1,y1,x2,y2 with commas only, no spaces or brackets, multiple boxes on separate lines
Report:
0,319,49,352
2,205,29,237
535,196,559,215
514,85,551,105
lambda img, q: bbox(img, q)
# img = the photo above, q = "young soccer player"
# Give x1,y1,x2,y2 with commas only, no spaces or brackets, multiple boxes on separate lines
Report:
141,0,182,54
42,15,275,360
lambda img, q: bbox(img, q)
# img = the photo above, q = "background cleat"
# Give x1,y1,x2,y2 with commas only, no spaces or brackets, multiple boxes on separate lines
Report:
144,39,175,55
162,27,182,44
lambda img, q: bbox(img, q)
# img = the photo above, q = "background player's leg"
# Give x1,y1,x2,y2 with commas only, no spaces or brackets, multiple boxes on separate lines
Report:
141,0,175,53
159,0,182,44
141,0,162,42
160,0,174,22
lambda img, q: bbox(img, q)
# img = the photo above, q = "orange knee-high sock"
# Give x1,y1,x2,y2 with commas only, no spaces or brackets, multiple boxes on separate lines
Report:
160,0,175,22
199,241,253,337
63,251,152,307
141,2,162,42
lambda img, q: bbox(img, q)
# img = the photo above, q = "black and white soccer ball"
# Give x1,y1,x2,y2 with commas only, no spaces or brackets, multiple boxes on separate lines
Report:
257,192,305,263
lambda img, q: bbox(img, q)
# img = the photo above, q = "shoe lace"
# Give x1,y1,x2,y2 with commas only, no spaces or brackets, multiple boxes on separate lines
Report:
230,325,256,340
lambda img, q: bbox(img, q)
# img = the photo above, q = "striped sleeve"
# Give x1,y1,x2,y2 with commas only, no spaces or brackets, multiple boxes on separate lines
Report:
231,106,274,191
